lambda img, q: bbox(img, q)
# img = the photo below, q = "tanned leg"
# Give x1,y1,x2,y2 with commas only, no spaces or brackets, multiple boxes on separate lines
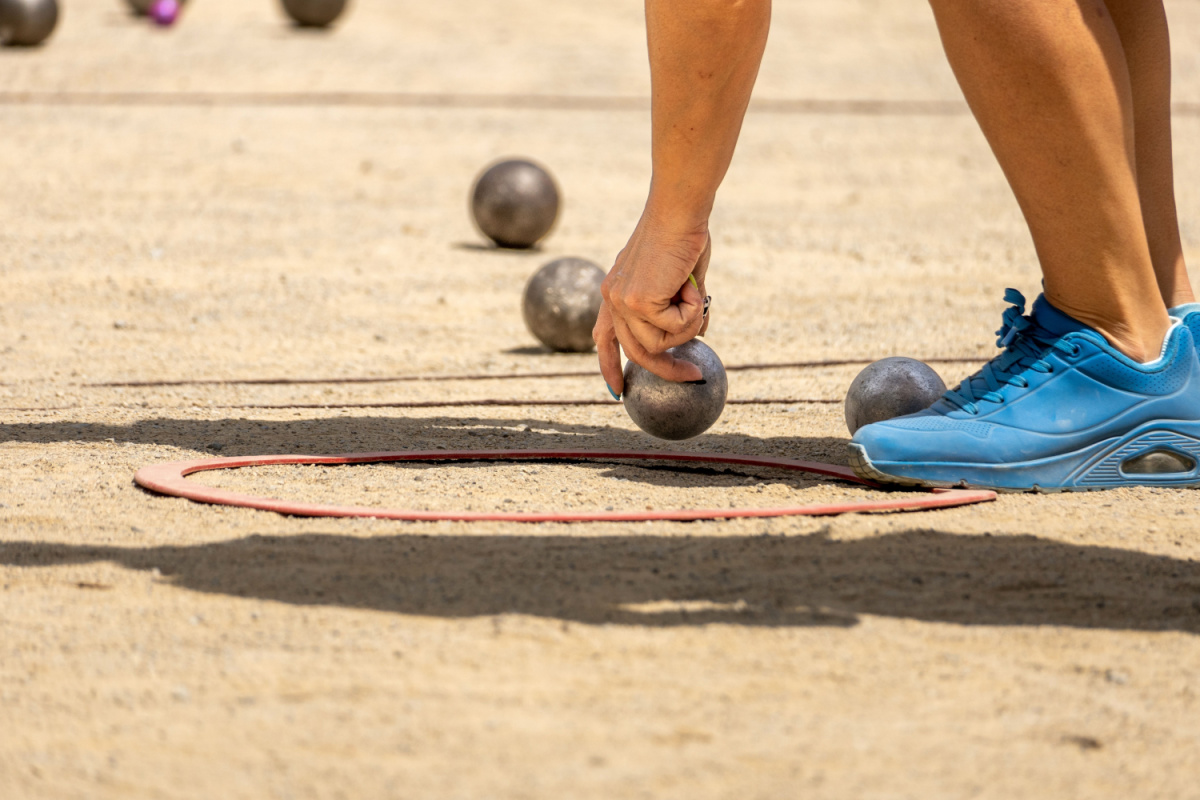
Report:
1105,0,1194,307
928,0,1170,362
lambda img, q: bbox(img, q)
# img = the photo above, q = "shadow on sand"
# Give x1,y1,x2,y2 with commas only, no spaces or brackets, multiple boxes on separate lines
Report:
0,412,851,464
2,528,1198,632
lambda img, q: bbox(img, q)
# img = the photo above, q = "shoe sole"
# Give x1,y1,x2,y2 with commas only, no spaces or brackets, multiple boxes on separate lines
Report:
848,421,1200,493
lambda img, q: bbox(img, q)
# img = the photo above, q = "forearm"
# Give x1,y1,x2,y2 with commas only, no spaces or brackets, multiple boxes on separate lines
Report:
594,0,769,387
644,0,771,232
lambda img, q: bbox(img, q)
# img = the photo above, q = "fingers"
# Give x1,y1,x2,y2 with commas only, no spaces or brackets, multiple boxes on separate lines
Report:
613,314,703,383
617,291,703,337
593,302,625,398
624,304,705,353
594,298,704,397
596,227,715,389
614,266,706,339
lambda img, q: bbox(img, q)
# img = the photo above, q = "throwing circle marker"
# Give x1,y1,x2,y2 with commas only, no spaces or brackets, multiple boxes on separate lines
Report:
134,449,996,522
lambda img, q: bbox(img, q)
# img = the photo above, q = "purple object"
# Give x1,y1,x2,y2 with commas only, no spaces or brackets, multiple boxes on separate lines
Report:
148,0,180,26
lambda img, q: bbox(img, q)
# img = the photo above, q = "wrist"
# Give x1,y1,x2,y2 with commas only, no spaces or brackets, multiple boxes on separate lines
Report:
642,182,713,239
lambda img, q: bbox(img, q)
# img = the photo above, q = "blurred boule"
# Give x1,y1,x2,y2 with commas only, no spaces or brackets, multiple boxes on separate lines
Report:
0,0,58,46
281,0,348,28
471,159,559,249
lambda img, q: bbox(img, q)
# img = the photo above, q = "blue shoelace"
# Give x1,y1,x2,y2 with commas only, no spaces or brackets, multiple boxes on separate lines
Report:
942,289,1079,415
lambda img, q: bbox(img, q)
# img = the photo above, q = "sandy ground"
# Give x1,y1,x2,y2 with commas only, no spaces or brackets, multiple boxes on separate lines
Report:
3,1,1200,797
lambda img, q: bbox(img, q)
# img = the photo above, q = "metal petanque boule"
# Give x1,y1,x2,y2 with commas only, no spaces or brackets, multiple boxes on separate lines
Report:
471,159,560,249
522,258,606,353
280,0,348,28
844,356,947,435
0,0,58,46
623,340,728,440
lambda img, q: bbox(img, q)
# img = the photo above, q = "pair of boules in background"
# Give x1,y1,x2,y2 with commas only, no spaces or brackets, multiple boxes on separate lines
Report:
470,156,591,350
0,0,57,46
475,157,593,351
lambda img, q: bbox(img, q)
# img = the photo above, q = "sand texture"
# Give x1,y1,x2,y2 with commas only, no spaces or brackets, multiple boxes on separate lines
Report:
3,1,1200,797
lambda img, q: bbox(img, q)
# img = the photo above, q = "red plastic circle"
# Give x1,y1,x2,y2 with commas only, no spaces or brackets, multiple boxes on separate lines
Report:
134,449,996,522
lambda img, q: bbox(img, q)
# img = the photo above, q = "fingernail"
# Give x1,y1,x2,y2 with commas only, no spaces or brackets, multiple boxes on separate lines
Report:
687,274,699,291
606,384,621,401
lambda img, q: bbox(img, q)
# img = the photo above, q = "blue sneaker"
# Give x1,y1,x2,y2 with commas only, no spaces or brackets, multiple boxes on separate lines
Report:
1170,303,1200,352
848,289,1200,492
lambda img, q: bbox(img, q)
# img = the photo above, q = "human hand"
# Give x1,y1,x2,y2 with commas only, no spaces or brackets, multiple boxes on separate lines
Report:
593,214,712,398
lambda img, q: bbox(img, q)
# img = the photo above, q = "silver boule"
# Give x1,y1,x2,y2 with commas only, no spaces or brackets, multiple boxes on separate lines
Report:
522,257,605,353
844,356,947,435
280,0,347,27
623,340,728,440
0,0,58,46
471,159,559,249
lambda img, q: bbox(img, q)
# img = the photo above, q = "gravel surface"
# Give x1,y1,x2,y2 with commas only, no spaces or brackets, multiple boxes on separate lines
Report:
3,1,1200,798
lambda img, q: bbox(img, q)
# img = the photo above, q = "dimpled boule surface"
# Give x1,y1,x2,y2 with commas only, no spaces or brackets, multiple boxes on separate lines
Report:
623,339,728,440
0,0,57,46
522,257,605,352
844,356,947,434
471,158,560,249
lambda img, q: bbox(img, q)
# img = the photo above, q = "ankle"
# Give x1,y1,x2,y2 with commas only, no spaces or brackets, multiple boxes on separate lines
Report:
1156,261,1195,309
1042,291,1172,364
1165,288,1197,310
1094,317,1172,364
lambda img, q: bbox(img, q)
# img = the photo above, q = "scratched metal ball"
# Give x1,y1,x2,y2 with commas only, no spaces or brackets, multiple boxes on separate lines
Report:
623,340,728,440
281,0,348,27
471,159,559,249
844,357,947,435
522,257,605,353
0,0,58,46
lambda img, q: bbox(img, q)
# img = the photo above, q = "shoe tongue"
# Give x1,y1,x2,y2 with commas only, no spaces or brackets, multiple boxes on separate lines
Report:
1030,294,1092,337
